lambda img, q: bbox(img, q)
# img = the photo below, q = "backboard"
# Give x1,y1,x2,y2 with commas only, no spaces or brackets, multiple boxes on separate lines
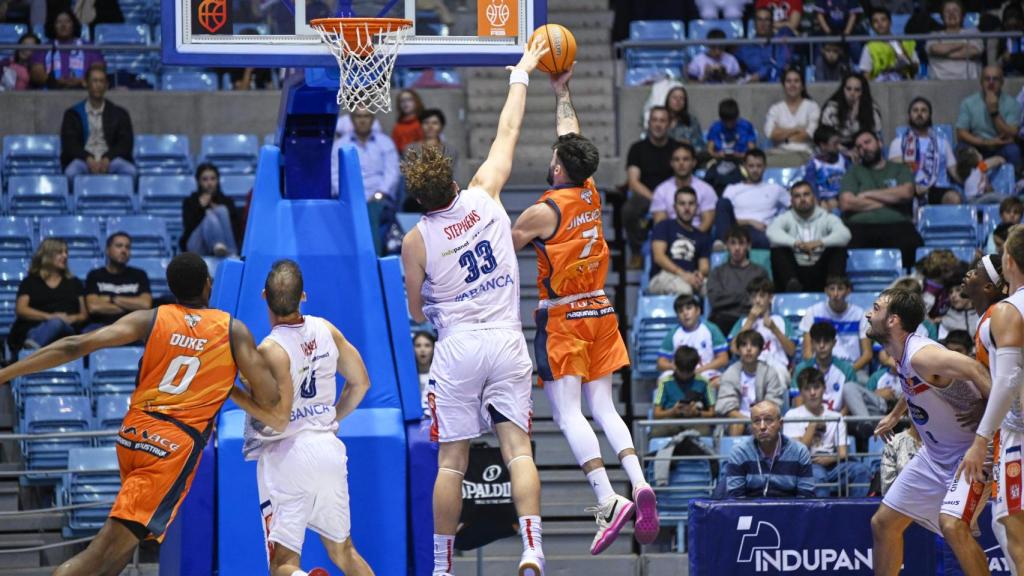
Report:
162,0,545,67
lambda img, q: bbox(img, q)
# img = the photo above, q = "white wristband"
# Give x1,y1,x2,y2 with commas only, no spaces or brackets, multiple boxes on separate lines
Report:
509,69,529,87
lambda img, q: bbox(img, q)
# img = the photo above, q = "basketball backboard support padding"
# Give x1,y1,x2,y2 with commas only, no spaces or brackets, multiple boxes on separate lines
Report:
163,0,545,68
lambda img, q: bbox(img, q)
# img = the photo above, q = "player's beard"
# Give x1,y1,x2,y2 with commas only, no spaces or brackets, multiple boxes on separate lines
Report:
547,166,555,186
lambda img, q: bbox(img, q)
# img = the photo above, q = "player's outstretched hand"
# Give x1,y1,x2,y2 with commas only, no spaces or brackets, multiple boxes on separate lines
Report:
873,410,900,443
508,34,550,75
550,62,575,92
955,435,988,484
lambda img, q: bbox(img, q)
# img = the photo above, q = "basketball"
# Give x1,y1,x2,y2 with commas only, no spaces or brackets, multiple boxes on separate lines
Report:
530,24,576,75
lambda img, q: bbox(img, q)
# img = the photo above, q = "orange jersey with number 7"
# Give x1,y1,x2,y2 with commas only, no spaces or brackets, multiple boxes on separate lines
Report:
533,178,609,299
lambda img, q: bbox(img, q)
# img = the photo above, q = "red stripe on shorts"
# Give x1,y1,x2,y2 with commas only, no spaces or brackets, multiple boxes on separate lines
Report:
427,392,439,442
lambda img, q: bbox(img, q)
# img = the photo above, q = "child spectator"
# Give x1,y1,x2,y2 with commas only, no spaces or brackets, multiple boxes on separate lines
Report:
955,146,1008,204
858,8,919,82
0,32,38,90
729,276,796,382
657,294,730,382
705,98,758,191
707,227,770,333
815,42,852,83
791,321,857,412
799,275,873,375
803,125,850,212
686,29,742,83
413,330,435,414
716,330,789,435
653,345,714,436
984,197,1022,253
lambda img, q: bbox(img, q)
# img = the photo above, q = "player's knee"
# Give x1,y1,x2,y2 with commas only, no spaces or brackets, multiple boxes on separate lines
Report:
871,510,895,537
328,538,357,568
939,514,969,541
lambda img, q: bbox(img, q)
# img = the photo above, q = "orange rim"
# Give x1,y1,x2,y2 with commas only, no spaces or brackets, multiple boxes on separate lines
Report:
309,17,413,36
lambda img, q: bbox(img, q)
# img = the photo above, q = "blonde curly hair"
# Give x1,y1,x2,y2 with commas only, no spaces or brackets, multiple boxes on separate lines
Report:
401,146,454,211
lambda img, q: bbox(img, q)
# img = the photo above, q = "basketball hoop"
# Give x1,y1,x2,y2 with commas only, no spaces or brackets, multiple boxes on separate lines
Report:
310,17,413,114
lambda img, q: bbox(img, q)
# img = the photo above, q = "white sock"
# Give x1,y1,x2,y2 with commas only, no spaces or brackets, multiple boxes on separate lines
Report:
290,571,308,576
620,454,647,489
433,534,454,575
519,515,544,557
586,467,616,503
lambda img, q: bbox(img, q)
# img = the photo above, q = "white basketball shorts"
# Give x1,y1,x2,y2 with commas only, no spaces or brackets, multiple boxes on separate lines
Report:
257,431,350,558
994,428,1024,521
427,326,533,443
884,446,988,535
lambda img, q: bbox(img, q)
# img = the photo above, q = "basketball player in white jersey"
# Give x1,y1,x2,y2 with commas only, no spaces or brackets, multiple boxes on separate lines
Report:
232,260,374,576
867,288,993,576
960,226,1024,572
400,38,549,576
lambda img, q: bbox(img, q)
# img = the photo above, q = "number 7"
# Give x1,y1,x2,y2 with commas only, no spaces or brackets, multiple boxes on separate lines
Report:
578,226,598,259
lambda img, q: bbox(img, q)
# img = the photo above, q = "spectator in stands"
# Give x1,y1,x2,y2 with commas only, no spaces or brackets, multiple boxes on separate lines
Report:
736,8,793,83
821,72,883,154
624,106,679,267
333,107,400,201
756,0,802,33
653,345,714,436
649,187,712,296
866,354,901,406
764,66,820,159
914,250,969,322
811,0,862,36
888,97,959,206
77,0,125,36
880,425,921,495
402,108,458,212
984,197,1021,253
791,322,857,409
767,180,851,292
0,32,38,90
29,9,103,89
803,125,850,212
650,143,716,233
926,0,984,81
657,294,730,381
955,65,1022,174
181,163,241,257
784,368,871,497
728,277,796,383
956,146,1008,203
814,41,851,83
707,227,770,333
686,29,742,84
993,222,1013,253
942,329,973,357
413,330,435,414
60,66,135,178
799,275,873,375
717,330,789,435
222,30,274,90
694,0,749,20
859,8,920,82
83,232,152,330
997,3,1024,77
724,401,814,498
391,89,424,156
664,86,706,156
716,149,790,248
9,238,87,354
839,130,922,269
705,99,757,192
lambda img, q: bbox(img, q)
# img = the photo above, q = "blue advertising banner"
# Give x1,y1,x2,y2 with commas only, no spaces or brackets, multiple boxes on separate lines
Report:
688,499,936,575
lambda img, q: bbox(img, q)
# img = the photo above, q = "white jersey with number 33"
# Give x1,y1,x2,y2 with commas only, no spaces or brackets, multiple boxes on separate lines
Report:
242,315,339,460
417,187,521,330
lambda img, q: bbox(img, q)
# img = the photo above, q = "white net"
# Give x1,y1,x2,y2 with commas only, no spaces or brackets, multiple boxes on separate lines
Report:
311,19,412,114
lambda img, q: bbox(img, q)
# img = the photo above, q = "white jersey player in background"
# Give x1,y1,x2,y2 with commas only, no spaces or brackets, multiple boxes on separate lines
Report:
867,288,993,576
960,225,1024,573
400,38,549,576
233,260,374,576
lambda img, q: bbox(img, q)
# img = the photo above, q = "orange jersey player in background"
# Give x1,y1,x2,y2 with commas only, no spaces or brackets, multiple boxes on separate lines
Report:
511,64,660,556
0,253,291,576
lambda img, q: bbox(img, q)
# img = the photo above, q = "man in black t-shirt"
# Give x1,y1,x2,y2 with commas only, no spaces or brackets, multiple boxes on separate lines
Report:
84,232,152,329
624,106,680,266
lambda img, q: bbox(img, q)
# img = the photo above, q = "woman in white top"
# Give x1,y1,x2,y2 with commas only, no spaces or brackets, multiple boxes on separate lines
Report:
764,66,821,158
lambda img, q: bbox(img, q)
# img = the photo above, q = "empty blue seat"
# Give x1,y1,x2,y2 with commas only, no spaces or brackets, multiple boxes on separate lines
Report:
12,357,87,406
915,246,977,265
990,164,1016,198
627,20,687,74
90,347,143,397
624,67,682,86
133,258,169,298
219,174,254,205
630,20,686,40
3,135,61,176
21,396,92,483
0,217,36,258
917,205,977,246
847,292,878,315
774,292,827,328
7,174,70,215
134,134,191,175
632,295,679,379
138,174,193,217
95,395,131,433
199,134,259,175
688,19,744,39
94,23,150,45
60,446,120,534
38,216,104,259
0,258,27,333
73,175,136,215
105,215,171,258
67,258,102,281
847,249,903,292
161,71,218,91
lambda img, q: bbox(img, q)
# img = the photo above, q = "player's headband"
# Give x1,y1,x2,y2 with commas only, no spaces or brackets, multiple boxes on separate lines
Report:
982,254,1002,285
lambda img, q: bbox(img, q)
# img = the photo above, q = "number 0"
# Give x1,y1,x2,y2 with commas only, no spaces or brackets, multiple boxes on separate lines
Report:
579,226,599,259
158,355,201,395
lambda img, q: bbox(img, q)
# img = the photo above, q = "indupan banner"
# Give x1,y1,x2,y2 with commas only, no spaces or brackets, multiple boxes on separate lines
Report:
688,499,1012,575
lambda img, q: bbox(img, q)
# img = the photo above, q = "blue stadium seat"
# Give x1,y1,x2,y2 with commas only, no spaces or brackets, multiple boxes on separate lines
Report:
719,435,751,456
977,204,1002,243
220,174,254,205
688,19,744,40
624,67,682,86
38,216,104,259
0,258,27,334
0,23,28,59
94,23,152,74
2,134,61,176
915,246,977,265
199,134,260,175
138,174,193,217
990,164,1016,198
847,292,878,315
134,134,192,175
105,215,171,258
0,217,36,259
20,396,92,483
161,71,218,91
891,14,910,34
710,249,772,280
917,205,977,246
90,347,143,397
93,396,130,449
59,446,120,535
133,258,169,298
626,20,687,77
846,249,903,292
67,258,102,281
12,356,87,407
774,292,827,328
762,167,804,188
118,0,155,23
73,175,137,215
7,174,70,215
632,295,679,379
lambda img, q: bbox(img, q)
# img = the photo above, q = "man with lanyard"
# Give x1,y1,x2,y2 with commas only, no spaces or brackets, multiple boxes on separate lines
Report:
888,97,959,206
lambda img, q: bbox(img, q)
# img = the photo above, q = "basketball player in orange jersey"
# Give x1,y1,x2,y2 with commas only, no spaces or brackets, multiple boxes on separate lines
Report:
511,65,659,554
0,253,289,576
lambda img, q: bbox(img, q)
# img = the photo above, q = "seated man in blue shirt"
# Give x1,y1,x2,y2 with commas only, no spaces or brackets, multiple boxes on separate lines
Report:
736,7,795,83
723,400,815,498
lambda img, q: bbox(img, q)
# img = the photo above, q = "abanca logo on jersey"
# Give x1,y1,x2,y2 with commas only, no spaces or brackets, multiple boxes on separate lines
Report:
455,274,514,302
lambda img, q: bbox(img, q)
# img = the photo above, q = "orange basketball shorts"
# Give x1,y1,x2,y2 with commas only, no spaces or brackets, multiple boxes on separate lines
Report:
112,410,211,542
534,295,630,384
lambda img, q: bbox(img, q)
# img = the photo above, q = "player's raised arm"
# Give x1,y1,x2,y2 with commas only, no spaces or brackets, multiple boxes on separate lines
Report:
401,226,428,324
0,309,154,385
910,344,992,398
326,321,370,422
231,319,290,430
551,63,580,137
468,36,548,200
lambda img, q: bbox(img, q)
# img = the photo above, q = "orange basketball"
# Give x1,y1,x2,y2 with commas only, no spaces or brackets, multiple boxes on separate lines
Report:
530,24,576,75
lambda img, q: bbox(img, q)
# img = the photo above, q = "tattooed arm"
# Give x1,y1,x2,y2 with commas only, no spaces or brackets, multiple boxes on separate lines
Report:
551,63,580,137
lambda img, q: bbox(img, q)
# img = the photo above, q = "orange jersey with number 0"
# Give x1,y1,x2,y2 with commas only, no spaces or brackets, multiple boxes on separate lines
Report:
533,178,609,300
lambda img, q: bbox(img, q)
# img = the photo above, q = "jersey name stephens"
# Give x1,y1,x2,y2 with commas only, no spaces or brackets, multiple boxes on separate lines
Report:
169,333,209,351
566,209,602,231
444,210,482,240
